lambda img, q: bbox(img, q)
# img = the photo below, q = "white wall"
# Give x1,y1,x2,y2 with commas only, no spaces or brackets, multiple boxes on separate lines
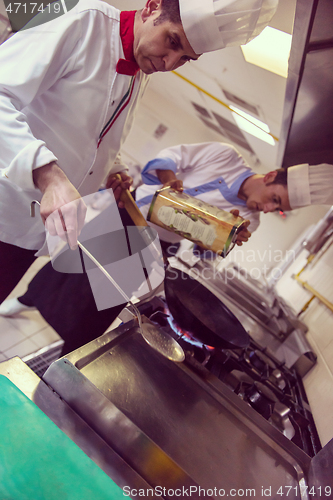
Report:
122,86,226,168
221,205,328,279
275,241,333,446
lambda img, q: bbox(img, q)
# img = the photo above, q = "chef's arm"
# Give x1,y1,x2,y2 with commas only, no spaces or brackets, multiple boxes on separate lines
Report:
141,144,219,186
33,162,86,249
141,144,205,187
157,169,183,191
141,155,179,185
0,14,82,191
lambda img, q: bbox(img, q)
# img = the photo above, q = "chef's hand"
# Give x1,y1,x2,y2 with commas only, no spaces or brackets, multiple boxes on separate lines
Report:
156,169,183,192
33,162,87,250
106,171,133,208
230,209,251,246
162,179,183,191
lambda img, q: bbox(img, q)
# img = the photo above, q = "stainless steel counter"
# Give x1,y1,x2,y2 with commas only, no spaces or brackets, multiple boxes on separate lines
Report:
43,320,312,499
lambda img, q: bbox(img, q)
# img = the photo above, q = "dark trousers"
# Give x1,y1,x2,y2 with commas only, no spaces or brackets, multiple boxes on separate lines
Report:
19,263,126,355
0,239,120,356
0,240,37,304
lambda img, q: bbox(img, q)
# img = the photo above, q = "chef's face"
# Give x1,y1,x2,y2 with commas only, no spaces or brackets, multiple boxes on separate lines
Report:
134,0,200,74
246,172,291,213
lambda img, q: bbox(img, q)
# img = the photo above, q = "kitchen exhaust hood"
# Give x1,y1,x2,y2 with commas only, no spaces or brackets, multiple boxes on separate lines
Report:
278,0,333,167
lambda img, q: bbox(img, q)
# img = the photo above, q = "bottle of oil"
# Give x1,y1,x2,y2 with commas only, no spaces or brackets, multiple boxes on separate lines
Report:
147,187,246,257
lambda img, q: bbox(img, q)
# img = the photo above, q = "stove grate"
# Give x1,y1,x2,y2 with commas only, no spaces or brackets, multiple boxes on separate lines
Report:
22,340,64,378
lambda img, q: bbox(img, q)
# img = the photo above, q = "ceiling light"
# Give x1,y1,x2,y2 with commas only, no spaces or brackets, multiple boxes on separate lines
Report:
241,27,292,78
230,106,275,145
230,106,270,132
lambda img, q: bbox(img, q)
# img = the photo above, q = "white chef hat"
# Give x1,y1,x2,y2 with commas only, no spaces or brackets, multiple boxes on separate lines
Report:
179,0,279,54
287,163,333,209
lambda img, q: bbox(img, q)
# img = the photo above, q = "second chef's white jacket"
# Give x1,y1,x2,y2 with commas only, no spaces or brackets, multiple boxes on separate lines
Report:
0,0,149,252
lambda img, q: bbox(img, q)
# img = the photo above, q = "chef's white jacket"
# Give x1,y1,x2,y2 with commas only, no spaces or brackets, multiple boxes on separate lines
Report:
0,0,149,252
136,142,260,243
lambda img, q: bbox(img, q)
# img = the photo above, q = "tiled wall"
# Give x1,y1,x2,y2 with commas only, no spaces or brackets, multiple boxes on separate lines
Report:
302,304,333,447
275,242,333,447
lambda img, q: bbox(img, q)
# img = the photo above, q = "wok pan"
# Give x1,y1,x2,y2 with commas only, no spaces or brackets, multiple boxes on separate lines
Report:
164,266,250,349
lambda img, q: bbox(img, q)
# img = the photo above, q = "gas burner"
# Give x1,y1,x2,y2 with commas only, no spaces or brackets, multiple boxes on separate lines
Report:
244,349,278,374
269,369,287,390
241,348,289,391
165,311,198,344
148,310,170,328
270,402,295,440
243,381,279,419
146,303,215,369
150,304,215,352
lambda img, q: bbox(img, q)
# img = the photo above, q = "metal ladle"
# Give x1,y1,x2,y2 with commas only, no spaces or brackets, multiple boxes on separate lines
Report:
30,200,185,362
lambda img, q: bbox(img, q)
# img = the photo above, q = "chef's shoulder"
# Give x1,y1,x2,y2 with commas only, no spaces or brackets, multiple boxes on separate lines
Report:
176,142,246,167
76,0,120,19
10,0,120,38
154,142,237,166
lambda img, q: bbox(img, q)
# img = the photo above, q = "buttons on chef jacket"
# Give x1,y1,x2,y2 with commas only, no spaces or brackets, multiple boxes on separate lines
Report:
89,171,93,175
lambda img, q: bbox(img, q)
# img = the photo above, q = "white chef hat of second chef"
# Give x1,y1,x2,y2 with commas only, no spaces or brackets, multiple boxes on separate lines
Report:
179,0,279,54
287,164,333,209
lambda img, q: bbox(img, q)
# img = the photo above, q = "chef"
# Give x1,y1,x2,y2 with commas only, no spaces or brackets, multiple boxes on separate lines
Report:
135,142,333,256
0,0,279,304
136,142,260,256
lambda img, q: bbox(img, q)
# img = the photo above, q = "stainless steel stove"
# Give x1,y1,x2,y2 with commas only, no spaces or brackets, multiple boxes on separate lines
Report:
2,254,331,498
29,295,329,500
139,296,321,458
2,303,332,499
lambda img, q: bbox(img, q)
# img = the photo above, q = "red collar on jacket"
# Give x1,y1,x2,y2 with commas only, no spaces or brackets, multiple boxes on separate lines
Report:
116,11,140,76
